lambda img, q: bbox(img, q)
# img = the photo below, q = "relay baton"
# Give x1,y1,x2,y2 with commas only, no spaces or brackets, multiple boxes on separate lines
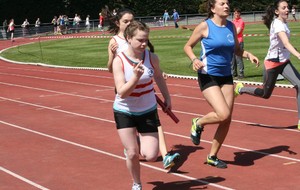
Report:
155,94,179,123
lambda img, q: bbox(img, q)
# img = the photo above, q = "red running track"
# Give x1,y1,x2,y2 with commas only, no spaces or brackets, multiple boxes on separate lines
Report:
0,37,300,190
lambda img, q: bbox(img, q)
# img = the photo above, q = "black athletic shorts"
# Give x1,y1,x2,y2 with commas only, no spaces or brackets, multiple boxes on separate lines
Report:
114,109,160,133
198,73,233,91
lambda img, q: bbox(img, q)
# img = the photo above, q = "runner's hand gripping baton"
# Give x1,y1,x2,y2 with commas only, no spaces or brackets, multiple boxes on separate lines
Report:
155,94,179,123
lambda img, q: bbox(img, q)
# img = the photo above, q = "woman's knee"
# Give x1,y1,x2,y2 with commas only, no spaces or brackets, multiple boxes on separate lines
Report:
144,152,158,162
141,147,158,162
216,111,231,123
126,148,139,160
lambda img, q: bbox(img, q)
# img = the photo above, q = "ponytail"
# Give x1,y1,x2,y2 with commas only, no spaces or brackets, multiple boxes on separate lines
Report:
262,5,275,30
262,0,287,30
148,40,154,53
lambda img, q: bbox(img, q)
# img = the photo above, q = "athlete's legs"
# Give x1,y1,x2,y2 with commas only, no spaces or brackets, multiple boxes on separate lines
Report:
281,63,300,120
118,128,141,184
240,65,280,98
200,84,234,156
139,132,159,162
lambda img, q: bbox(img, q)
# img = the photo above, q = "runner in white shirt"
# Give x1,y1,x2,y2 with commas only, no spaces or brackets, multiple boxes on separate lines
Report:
235,0,300,129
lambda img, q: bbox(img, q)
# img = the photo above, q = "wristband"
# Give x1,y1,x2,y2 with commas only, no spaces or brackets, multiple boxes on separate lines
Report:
191,57,198,63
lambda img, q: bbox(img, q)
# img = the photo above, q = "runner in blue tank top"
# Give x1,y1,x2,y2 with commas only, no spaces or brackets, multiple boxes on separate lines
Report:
184,0,259,169
200,19,235,76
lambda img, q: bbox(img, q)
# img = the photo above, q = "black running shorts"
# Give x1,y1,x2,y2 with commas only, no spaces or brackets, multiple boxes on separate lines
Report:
198,73,233,91
114,109,160,133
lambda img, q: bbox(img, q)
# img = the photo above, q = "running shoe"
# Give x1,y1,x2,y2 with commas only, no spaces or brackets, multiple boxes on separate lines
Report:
190,118,203,145
206,155,227,169
234,82,244,97
163,152,180,169
298,122,300,130
132,183,142,190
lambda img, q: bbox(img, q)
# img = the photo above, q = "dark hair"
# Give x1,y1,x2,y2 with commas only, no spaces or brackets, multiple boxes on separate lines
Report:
234,7,241,13
148,40,154,53
262,0,287,30
107,8,134,34
206,0,216,20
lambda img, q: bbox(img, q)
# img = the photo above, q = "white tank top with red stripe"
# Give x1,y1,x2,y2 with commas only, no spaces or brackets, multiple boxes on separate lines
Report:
112,35,128,54
113,49,157,115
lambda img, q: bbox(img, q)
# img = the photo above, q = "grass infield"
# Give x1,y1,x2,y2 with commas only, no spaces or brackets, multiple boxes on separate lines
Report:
1,21,300,84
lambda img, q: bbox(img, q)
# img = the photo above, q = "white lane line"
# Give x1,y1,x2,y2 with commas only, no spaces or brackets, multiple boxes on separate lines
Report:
0,81,297,116
171,94,297,113
0,66,113,79
0,82,113,103
0,166,50,190
1,96,300,162
0,96,114,123
0,70,295,99
0,72,114,89
165,132,300,163
0,82,298,133
0,120,234,190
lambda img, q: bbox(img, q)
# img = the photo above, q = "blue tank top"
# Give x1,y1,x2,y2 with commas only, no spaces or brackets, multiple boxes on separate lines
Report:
199,19,235,76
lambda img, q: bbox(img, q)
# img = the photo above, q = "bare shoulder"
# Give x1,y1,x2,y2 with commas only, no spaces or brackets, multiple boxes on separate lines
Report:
193,20,208,38
196,20,208,31
108,37,116,45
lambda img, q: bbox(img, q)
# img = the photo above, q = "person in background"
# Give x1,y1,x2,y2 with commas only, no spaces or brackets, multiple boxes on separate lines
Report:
74,14,81,33
2,19,8,39
7,19,15,41
85,15,90,32
184,0,259,169
112,9,117,16
107,8,180,171
99,12,104,31
112,20,173,190
163,10,170,27
171,9,179,28
231,7,245,79
21,18,30,36
291,5,297,21
51,16,58,34
35,18,41,34
235,0,300,130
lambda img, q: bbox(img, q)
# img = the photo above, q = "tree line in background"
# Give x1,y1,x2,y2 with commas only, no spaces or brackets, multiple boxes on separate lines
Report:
0,0,299,25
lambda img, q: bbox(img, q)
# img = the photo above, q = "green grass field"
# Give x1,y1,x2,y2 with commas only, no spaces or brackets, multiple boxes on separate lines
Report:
1,21,300,84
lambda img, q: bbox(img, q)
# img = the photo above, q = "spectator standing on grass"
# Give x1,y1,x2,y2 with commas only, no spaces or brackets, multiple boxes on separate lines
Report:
184,0,259,169
231,7,245,79
235,0,300,130
163,10,170,26
292,5,297,21
7,19,15,41
171,9,179,28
